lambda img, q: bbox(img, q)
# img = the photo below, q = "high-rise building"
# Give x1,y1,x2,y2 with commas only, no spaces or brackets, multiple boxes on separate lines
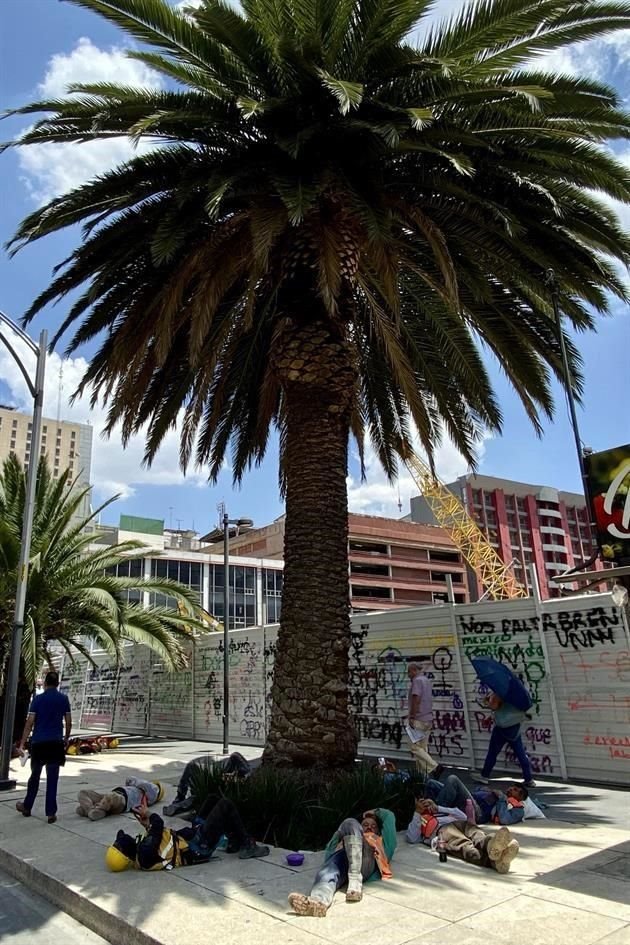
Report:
0,405,93,519
410,473,607,599
205,513,470,609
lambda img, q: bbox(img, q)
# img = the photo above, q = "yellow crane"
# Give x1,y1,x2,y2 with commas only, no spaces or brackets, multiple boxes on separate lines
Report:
405,452,528,600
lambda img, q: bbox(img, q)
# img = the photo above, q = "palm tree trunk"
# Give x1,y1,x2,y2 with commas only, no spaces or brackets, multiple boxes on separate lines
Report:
263,325,358,768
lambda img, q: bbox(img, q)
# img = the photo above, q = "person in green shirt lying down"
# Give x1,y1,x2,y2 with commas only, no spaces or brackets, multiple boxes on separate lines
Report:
288,808,396,917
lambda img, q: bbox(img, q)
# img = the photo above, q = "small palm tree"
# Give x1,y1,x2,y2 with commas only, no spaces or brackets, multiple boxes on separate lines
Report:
0,455,203,690
4,0,630,766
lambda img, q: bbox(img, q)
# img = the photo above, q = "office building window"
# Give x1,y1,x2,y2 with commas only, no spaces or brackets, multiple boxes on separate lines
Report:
351,584,391,599
150,558,203,608
264,569,283,623
348,540,388,556
106,558,144,604
350,561,390,577
208,563,257,627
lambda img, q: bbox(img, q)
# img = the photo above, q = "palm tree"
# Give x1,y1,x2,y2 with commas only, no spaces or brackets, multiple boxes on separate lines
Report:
4,0,630,767
0,455,203,690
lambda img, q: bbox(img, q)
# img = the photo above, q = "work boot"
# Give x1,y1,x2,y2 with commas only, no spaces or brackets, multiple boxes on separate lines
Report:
238,838,270,859
494,839,520,874
343,834,364,902
87,807,107,820
487,827,512,863
163,797,194,817
288,893,328,917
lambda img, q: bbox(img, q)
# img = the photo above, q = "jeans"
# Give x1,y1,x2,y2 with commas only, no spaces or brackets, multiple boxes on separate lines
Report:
310,819,376,906
425,775,479,818
197,797,248,850
482,724,533,782
24,761,60,817
136,798,249,869
175,757,207,801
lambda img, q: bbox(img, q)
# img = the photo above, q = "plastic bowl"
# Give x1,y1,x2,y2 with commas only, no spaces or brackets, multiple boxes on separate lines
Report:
286,853,305,867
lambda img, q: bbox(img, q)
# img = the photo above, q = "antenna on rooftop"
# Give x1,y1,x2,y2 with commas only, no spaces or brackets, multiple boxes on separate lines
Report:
56,361,64,422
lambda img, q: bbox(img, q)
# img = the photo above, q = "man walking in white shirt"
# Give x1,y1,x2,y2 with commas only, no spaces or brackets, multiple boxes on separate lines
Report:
404,662,440,777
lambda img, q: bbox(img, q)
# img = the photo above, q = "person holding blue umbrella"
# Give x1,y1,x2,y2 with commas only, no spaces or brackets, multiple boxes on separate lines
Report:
469,657,536,788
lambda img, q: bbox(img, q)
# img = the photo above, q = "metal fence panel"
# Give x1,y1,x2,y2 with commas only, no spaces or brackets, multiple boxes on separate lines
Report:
59,592,630,786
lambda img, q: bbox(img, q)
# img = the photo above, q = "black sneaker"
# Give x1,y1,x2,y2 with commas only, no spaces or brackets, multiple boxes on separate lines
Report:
238,839,270,859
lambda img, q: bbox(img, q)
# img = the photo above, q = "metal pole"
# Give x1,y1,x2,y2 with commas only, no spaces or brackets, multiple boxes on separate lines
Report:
529,564,569,781
0,330,47,789
222,512,230,754
546,270,597,534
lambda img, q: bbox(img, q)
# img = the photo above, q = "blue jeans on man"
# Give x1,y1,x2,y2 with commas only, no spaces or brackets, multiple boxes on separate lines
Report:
24,760,60,818
482,724,533,782
424,775,479,816
310,818,376,906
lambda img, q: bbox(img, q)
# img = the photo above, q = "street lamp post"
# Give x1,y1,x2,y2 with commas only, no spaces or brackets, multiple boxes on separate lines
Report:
221,513,253,754
0,312,47,790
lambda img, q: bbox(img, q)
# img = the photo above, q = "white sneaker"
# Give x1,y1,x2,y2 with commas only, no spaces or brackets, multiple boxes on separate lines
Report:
471,772,489,784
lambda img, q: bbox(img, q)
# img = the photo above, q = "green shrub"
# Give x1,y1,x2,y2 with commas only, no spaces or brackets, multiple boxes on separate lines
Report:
189,762,424,851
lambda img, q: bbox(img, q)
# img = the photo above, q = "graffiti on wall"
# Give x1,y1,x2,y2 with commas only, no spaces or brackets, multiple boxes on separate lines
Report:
59,595,629,783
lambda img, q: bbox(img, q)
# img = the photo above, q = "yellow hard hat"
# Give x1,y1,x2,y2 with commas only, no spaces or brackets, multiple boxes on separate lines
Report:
105,845,133,872
153,782,164,802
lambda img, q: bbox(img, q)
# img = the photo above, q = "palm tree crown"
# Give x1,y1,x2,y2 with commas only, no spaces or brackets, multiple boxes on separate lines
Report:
0,455,203,689
4,0,630,765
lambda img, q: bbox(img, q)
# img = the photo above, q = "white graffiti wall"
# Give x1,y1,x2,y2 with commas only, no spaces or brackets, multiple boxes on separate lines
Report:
59,591,630,785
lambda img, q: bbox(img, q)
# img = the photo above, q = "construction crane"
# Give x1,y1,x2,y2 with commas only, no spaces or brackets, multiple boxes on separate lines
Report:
405,452,528,600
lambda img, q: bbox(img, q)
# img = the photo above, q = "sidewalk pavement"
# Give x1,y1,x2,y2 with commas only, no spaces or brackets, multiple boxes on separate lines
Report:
0,738,628,945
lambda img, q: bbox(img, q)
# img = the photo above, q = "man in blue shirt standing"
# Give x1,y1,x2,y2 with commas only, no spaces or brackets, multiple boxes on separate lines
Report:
16,671,72,823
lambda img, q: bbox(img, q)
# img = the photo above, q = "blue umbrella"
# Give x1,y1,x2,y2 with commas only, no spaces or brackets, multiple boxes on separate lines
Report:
469,656,533,711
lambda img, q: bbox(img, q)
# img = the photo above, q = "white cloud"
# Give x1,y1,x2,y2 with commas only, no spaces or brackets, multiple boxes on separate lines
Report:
175,0,204,10
38,37,158,97
535,32,630,82
18,38,162,205
346,430,490,518
0,335,207,502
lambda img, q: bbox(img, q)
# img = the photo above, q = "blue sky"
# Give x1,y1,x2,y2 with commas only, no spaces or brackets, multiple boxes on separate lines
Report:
0,0,628,535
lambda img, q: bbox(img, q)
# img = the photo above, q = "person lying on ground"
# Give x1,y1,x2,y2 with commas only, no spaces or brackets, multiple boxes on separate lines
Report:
76,777,164,821
471,783,528,826
407,798,519,873
163,751,256,816
105,796,269,872
288,809,396,917
424,774,528,826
